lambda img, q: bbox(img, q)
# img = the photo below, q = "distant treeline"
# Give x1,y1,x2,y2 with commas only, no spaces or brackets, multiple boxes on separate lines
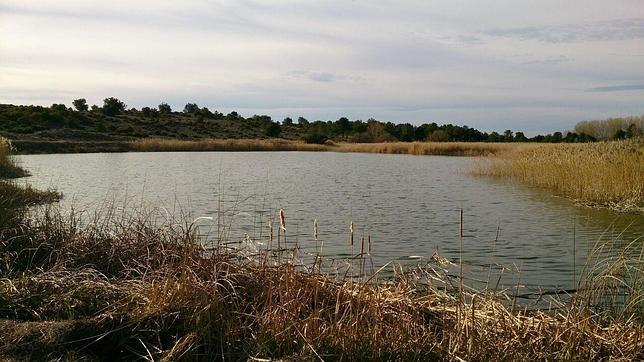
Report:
0,98,642,144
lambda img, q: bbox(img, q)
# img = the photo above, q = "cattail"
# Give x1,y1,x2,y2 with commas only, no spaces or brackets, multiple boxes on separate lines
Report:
279,208,286,232
460,208,464,238
368,233,372,254
268,218,273,244
350,221,354,245
313,219,318,240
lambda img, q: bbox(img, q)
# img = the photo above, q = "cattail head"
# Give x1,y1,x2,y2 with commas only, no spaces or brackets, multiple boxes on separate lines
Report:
350,221,354,245
368,233,372,254
268,218,274,243
279,208,286,231
313,219,318,240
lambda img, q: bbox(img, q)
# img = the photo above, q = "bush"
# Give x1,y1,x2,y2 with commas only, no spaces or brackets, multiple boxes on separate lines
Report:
303,132,328,144
265,122,282,138
102,97,127,116
158,103,172,114
72,99,88,112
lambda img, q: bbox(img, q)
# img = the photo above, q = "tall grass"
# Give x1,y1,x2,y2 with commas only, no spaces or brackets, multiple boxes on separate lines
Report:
0,137,60,222
0,137,28,179
472,139,644,212
129,138,329,152
337,141,520,156
130,138,519,156
0,206,641,360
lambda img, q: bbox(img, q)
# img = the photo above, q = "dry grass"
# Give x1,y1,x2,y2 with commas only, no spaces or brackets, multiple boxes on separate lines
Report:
337,141,520,156
0,137,60,220
129,138,329,152
130,138,520,156
472,139,644,212
0,137,28,179
0,206,641,360
2,136,642,359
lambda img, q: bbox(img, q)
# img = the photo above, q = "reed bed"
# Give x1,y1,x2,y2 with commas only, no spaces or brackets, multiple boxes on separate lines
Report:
0,137,28,179
337,141,521,156
471,139,644,212
0,206,641,361
130,138,521,156
0,137,59,220
129,138,329,152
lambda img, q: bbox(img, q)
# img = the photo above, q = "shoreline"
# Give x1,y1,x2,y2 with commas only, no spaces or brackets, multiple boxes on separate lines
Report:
12,138,522,156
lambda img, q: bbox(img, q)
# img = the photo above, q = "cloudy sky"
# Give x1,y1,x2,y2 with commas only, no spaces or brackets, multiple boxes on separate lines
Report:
1,1,643,133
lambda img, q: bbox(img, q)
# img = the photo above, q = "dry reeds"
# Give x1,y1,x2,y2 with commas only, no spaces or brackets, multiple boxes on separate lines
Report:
129,138,520,157
471,139,644,212
337,141,521,156
0,137,28,179
129,138,329,152
0,206,641,360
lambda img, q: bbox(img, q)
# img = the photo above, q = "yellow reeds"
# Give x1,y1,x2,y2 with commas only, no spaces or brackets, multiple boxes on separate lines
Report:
129,138,329,152
0,206,641,360
129,138,520,156
0,137,28,179
471,139,644,212
337,141,520,156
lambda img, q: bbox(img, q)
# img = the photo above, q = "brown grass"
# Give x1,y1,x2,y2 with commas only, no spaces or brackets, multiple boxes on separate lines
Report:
337,141,520,156
130,138,520,156
471,139,644,212
0,137,29,179
0,206,641,360
129,138,329,152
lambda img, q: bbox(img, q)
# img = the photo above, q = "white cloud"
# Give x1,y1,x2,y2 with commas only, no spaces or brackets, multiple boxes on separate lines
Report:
1,0,643,133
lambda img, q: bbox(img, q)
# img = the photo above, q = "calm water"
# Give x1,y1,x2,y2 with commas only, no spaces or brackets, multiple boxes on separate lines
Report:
16,152,643,293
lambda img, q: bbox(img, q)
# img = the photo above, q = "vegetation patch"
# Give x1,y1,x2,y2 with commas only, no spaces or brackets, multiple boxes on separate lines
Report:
472,138,644,212
2,101,642,155
0,207,641,360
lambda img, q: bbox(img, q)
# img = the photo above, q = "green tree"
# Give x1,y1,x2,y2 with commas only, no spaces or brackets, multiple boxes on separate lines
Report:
72,98,88,112
626,123,641,138
50,104,69,112
183,103,200,114
297,116,309,127
283,117,293,126
613,129,627,139
102,97,126,116
335,117,351,138
514,132,528,142
265,122,282,137
158,102,172,114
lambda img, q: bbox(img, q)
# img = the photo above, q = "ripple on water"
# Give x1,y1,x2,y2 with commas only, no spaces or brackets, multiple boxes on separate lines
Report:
16,152,642,290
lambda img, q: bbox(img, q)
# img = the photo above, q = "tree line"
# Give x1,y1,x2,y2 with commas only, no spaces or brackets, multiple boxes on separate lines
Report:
1,97,642,143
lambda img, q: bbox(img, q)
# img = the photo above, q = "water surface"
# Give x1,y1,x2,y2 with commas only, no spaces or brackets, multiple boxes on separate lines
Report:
16,152,642,293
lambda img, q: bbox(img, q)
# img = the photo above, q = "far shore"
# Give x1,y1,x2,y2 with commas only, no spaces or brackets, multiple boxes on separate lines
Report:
12,137,524,156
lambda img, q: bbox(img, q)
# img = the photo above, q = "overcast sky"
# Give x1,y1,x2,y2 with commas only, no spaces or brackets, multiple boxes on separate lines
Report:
1,1,643,133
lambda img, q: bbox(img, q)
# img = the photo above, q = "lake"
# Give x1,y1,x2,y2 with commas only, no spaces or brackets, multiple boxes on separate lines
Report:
15,151,643,295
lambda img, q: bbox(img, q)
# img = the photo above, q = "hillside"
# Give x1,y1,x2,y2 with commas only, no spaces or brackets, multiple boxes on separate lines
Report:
1,100,641,153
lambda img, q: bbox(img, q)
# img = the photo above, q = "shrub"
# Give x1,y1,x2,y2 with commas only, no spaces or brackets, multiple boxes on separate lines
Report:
303,132,328,144
102,97,127,116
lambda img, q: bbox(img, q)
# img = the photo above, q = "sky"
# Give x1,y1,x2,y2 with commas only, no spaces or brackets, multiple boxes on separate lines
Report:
1,1,643,134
